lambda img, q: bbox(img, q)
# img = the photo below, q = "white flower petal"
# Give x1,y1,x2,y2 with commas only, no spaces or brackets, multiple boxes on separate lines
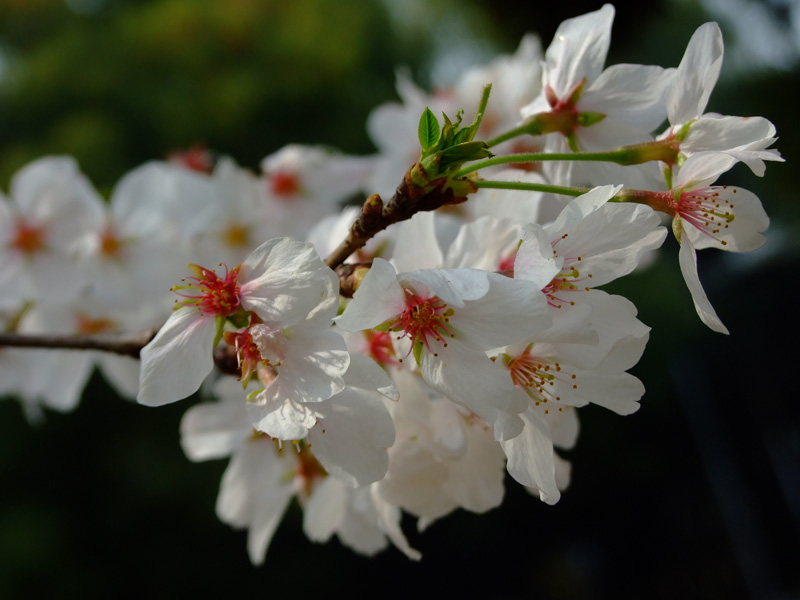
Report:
501,406,560,504
335,258,406,331
677,236,730,334
137,307,218,406
240,237,338,327
668,22,724,125
310,389,394,486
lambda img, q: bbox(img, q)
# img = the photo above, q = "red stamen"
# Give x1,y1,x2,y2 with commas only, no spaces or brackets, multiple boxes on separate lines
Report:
172,263,242,316
385,289,455,357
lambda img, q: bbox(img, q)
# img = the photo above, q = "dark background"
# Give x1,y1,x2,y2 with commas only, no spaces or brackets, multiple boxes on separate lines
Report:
1,0,798,598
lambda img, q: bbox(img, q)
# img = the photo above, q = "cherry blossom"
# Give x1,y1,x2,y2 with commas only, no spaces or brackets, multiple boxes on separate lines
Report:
659,22,783,179
138,237,343,406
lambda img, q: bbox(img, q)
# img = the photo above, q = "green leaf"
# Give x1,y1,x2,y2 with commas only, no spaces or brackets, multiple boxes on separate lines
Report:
418,107,440,151
438,141,492,165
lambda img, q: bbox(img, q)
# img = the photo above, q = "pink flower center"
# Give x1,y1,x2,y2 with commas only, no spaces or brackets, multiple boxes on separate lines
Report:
100,226,124,259
10,220,46,255
363,330,399,368
674,186,735,245
386,289,455,358
270,171,301,198
172,263,242,316
503,345,575,415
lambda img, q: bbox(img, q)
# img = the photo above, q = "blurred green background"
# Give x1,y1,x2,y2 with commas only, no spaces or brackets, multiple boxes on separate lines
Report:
1,0,798,598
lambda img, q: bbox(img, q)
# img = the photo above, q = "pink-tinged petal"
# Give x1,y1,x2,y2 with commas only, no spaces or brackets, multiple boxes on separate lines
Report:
501,406,560,504
240,237,338,327
668,22,724,125
137,307,218,406
545,4,615,96
310,389,394,486
335,258,407,331
677,236,730,334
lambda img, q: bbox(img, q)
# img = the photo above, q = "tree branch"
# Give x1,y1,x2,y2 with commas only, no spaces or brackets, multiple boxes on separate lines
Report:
324,165,475,270
0,330,157,358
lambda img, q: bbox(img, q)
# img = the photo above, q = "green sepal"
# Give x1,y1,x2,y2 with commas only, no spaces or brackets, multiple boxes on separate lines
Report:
577,111,606,128
675,119,695,142
412,338,424,366
227,310,250,329
671,215,684,244
418,107,441,152
213,316,226,347
566,132,580,153
662,165,674,190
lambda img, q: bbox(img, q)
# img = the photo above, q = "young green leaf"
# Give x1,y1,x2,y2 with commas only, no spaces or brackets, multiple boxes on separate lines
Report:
418,107,440,152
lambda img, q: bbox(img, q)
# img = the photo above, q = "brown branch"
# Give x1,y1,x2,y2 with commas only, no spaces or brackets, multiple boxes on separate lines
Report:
324,165,475,271
0,330,158,359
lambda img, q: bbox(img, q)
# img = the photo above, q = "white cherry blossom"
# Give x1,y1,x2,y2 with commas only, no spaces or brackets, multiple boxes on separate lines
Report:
138,237,344,406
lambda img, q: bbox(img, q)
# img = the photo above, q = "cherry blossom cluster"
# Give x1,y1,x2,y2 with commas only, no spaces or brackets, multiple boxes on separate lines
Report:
0,4,781,563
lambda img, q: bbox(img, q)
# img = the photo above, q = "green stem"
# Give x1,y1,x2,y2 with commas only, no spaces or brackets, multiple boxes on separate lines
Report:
475,179,589,197
455,149,639,178
473,83,492,134
485,123,531,148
